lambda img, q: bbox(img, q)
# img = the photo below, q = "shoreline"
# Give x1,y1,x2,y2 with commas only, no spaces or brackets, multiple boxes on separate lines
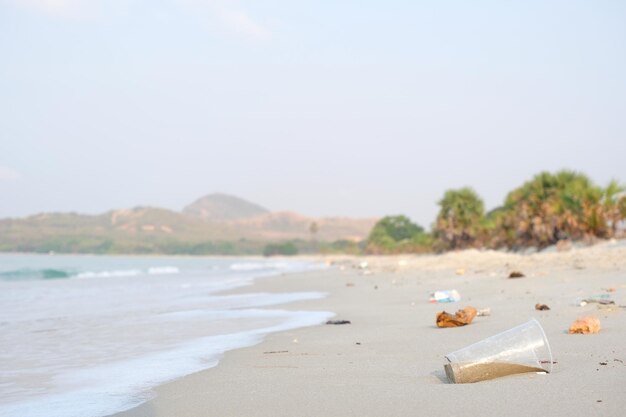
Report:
112,244,626,417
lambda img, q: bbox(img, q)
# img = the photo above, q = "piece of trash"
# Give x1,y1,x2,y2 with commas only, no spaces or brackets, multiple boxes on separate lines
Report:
436,306,477,328
292,338,299,343
577,294,615,306
569,316,601,334
429,289,461,303
508,271,525,278
358,261,368,269
456,268,465,276
587,299,615,305
326,320,351,325
444,318,552,383
599,362,608,365
477,308,491,316
355,342,361,345
264,350,288,354
603,287,616,293
535,304,550,311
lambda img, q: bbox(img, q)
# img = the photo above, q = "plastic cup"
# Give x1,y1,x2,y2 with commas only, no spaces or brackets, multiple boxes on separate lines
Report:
444,318,553,384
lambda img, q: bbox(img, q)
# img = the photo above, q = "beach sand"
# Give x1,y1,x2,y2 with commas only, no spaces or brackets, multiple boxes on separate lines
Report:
112,242,626,417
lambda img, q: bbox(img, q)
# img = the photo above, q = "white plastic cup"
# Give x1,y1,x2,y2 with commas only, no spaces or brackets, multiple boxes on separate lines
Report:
444,318,553,383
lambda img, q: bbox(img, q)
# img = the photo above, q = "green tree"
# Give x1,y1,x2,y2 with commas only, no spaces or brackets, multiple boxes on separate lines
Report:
366,215,428,254
263,241,298,256
434,187,485,250
602,180,626,237
498,170,606,248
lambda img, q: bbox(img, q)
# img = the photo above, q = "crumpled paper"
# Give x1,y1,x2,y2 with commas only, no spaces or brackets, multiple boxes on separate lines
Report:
436,306,477,328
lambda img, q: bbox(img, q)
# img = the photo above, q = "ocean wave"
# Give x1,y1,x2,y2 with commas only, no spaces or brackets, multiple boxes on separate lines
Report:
0,268,73,281
76,269,142,279
229,262,289,271
147,266,180,275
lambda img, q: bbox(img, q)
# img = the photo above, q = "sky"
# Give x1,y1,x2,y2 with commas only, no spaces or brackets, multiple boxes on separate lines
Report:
1,0,625,228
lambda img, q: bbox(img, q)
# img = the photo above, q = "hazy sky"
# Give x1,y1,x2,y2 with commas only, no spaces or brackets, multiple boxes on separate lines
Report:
1,1,625,228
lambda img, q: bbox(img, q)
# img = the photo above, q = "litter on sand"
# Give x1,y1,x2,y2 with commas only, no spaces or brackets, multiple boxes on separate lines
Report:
535,304,550,311
326,320,351,325
436,306,477,328
444,318,552,383
576,294,615,306
429,289,461,303
508,271,525,278
569,316,601,334
477,308,491,316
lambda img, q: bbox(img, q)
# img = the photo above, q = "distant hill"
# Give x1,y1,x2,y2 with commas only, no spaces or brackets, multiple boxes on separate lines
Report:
0,194,378,255
0,207,251,254
183,193,269,222
183,193,376,242
228,211,377,242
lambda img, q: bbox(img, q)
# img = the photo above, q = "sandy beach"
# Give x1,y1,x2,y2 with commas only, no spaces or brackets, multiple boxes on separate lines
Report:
112,242,626,417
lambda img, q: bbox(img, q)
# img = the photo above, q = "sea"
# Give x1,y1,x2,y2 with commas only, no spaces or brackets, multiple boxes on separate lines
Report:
0,254,333,417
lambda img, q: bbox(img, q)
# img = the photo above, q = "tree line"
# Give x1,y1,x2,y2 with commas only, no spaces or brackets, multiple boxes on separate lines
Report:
366,170,626,254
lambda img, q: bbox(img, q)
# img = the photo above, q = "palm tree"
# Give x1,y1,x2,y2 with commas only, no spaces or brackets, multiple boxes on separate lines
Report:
434,187,485,250
602,180,626,237
499,170,606,248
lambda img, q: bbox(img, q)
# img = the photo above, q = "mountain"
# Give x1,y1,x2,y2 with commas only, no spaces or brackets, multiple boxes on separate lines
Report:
0,194,378,254
228,211,377,242
183,193,376,242
183,193,269,222
0,207,248,254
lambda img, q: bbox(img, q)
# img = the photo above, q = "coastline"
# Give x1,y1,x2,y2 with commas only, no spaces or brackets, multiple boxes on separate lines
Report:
111,243,626,417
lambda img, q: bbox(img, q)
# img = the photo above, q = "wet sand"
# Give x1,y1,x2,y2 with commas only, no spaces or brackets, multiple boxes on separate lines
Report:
112,242,626,417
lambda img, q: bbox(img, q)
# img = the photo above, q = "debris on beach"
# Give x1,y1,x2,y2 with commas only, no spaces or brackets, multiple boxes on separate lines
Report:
358,261,369,269
569,316,601,334
444,319,552,383
264,350,288,354
436,306,477,328
508,271,525,278
430,289,461,303
326,320,351,325
535,304,551,311
577,294,615,306
477,308,491,316
455,268,465,276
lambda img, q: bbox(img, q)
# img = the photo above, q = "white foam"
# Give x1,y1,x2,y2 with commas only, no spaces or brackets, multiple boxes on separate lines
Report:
147,266,180,275
0,309,333,417
0,257,330,417
75,269,142,279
